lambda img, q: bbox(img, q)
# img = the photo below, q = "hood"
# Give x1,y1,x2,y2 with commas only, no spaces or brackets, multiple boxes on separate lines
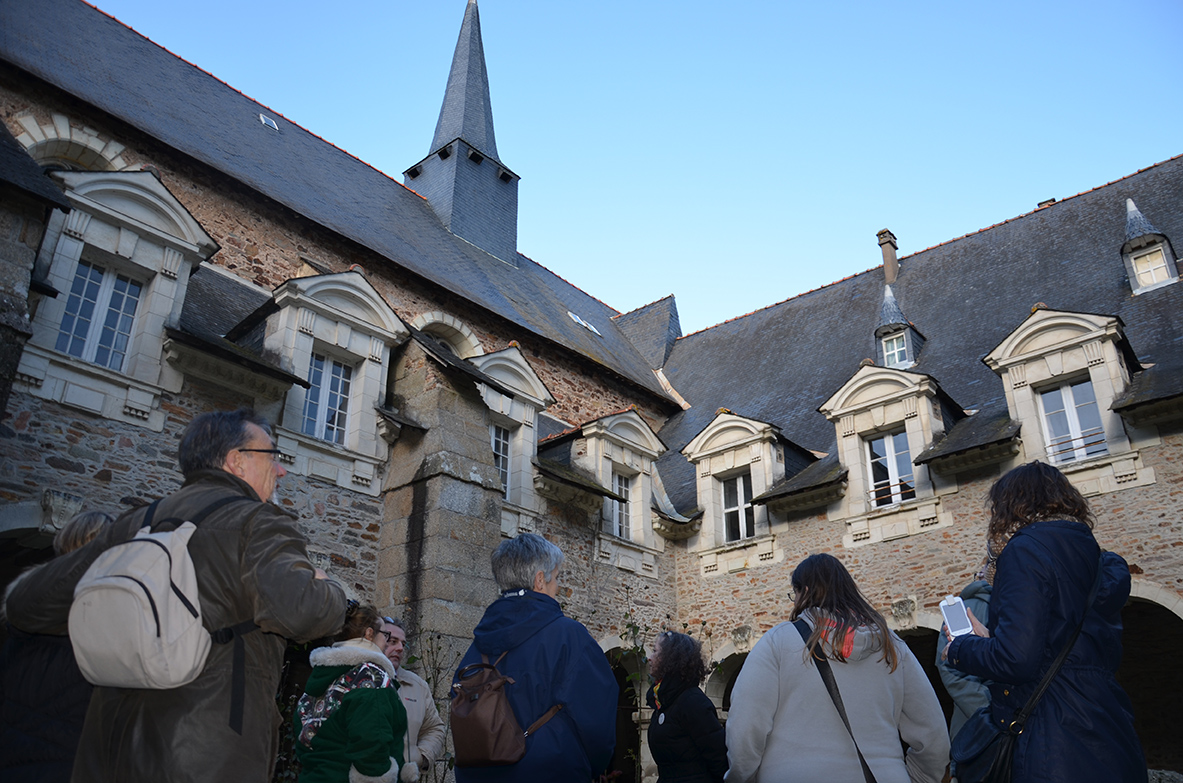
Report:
801,610,887,664
304,637,397,697
1095,550,1132,617
472,590,565,656
960,580,992,603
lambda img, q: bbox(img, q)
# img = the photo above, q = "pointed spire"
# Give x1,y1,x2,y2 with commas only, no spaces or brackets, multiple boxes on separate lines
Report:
878,285,908,332
430,0,499,160
1124,198,1162,243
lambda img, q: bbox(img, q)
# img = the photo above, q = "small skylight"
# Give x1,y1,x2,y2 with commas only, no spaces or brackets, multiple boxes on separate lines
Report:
568,311,602,336
259,114,279,131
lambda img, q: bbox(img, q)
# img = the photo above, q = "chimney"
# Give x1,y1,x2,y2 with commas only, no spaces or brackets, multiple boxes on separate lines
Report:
878,229,899,285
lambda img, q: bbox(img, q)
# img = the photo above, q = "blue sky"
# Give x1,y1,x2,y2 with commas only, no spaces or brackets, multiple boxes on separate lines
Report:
91,0,1183,335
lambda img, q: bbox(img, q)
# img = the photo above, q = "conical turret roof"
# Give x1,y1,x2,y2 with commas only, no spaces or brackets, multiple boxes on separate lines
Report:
430,0,499,160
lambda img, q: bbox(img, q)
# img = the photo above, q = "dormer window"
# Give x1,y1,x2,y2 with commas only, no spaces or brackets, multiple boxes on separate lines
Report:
302,354,353,445
1121,199,1177,295
612,471,632,538
867,430,915,506
56,260,143,371
1039,378,1107,464
722,472,755,541
882,333,908,368
1130,246,1171,290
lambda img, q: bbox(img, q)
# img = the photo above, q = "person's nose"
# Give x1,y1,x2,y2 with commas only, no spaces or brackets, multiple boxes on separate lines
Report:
275,462,287,478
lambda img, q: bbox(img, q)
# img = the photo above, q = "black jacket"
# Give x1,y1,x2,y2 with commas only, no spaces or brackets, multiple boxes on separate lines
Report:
645,674,727,783
0,626,93,782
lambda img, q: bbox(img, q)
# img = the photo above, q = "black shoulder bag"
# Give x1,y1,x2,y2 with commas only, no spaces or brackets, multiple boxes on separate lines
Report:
793,619,878,783
950,553,1104,783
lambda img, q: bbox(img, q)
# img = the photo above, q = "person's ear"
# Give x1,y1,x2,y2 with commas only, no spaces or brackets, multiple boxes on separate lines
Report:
364,627,375,642
532,570,545,591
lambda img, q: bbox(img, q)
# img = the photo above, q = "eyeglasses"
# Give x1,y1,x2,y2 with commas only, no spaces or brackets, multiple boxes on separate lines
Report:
787,585,797,602
375,629,392,644
237,447,287,463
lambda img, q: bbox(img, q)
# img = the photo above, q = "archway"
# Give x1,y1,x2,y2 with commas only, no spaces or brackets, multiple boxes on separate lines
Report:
1119,599,1183,772
605,648,644,783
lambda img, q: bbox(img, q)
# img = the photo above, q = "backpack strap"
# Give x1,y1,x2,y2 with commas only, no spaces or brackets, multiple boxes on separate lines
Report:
794,619,877,783
211,619,261,735
149,493,262,736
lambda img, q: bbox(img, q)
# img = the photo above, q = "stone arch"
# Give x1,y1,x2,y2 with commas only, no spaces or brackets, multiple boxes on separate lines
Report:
823,365,921,412
10,112,131,171
410,311,484,358
985,309,1118,366
282,271,404,338
1129,578,1183,621
704,644,750,714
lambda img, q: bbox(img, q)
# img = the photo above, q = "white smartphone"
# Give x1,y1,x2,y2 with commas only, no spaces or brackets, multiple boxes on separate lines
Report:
940,595,974,637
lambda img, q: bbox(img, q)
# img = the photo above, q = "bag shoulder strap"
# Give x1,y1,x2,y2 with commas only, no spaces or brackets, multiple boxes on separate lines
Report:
793,619,877,783
1010,552,1104,733
148,494,256,533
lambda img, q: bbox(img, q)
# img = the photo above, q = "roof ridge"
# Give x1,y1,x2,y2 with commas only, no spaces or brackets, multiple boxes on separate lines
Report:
78,0,422,200
898,152,1183,262
676,152,1183,343
612,294,677,320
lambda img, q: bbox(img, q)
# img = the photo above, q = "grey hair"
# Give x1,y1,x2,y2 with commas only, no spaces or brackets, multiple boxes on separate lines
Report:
53,510,114,555
178,408,272,478
491,533,565,592
382,616,405,631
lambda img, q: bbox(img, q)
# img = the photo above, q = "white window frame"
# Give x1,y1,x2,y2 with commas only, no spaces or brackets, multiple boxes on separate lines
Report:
1131,246,1170,289
55,259,144,372
612,471,632,539
882,333,908,368
491,423,512,500
865,429,916,507
1038,378,1108,465
722,471,755,542
302,353,355,445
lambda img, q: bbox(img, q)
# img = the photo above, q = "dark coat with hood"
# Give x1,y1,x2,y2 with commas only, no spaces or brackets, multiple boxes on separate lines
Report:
645,673,727,783
947,520,1146,783
453,590,616,783
4,469,346,783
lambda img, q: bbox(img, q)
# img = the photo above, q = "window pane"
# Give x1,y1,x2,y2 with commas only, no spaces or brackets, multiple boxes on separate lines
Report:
302,354,325,437
95,274,141,370
1040,386,1074,462
1071,380,1108,458
56,261,104,358
491,425,511,499
323,361,352,445
725,510,739,542
744,506,755,539
723,477,737,508
1134,248,1168,287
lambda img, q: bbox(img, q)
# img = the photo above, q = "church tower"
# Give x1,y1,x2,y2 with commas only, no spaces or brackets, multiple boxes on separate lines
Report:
404,0,520,265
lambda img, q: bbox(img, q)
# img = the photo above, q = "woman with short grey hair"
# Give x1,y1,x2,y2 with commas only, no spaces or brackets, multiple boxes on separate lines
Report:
490,532,564,594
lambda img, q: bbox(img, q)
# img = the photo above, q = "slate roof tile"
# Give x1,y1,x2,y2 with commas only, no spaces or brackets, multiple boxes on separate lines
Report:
0,121,70,210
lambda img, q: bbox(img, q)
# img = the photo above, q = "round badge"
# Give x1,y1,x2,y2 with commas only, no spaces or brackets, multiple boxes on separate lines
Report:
658,713,665,725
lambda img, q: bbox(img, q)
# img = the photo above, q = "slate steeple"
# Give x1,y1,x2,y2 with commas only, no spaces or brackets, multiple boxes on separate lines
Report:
873,231,924,368
404,0,520,265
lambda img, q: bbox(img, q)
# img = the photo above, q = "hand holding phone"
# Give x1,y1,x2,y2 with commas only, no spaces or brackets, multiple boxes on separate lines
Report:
940,595,974,638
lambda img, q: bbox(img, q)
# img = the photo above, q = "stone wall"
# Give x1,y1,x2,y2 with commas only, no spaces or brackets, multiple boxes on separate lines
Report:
671,426,1183,644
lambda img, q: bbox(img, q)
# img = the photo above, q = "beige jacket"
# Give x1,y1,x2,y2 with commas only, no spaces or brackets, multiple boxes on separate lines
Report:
395,667,446,769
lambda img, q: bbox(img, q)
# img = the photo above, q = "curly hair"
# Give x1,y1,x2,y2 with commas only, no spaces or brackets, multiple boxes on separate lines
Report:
987,461,1094,542
651,631,709,685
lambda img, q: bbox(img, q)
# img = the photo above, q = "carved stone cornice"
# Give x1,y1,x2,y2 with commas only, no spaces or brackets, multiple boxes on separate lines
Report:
163,338,293,401
653,515,701,541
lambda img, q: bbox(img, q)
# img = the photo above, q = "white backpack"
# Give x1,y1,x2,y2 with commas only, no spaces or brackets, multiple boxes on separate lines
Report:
68,496,251,690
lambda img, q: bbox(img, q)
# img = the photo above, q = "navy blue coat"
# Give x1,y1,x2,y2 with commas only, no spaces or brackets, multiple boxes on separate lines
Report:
453,590,616,782
947,520,1146,783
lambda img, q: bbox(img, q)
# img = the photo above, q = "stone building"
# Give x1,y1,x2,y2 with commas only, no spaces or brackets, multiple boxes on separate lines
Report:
1,0,1180,778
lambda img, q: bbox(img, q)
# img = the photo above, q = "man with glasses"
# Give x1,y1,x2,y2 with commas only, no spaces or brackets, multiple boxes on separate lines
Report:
6,408,346,783
378,616,446,774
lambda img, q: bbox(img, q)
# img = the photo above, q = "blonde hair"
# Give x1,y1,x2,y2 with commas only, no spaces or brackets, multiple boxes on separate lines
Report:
53,511,115,555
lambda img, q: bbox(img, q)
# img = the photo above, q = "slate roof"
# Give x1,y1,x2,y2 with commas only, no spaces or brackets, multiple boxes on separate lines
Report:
1124,199,1162,243
877,285,909,331
614,295,683,369
0,121,70,210
657,155,1183,515
179,265,272,342
0,0,671,404
914,405,1021,465
1112,355,1183,412
751,453,846,504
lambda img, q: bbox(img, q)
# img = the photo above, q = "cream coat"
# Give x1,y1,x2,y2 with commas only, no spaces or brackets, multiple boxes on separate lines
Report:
725,613,949,783
395,667,445,770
